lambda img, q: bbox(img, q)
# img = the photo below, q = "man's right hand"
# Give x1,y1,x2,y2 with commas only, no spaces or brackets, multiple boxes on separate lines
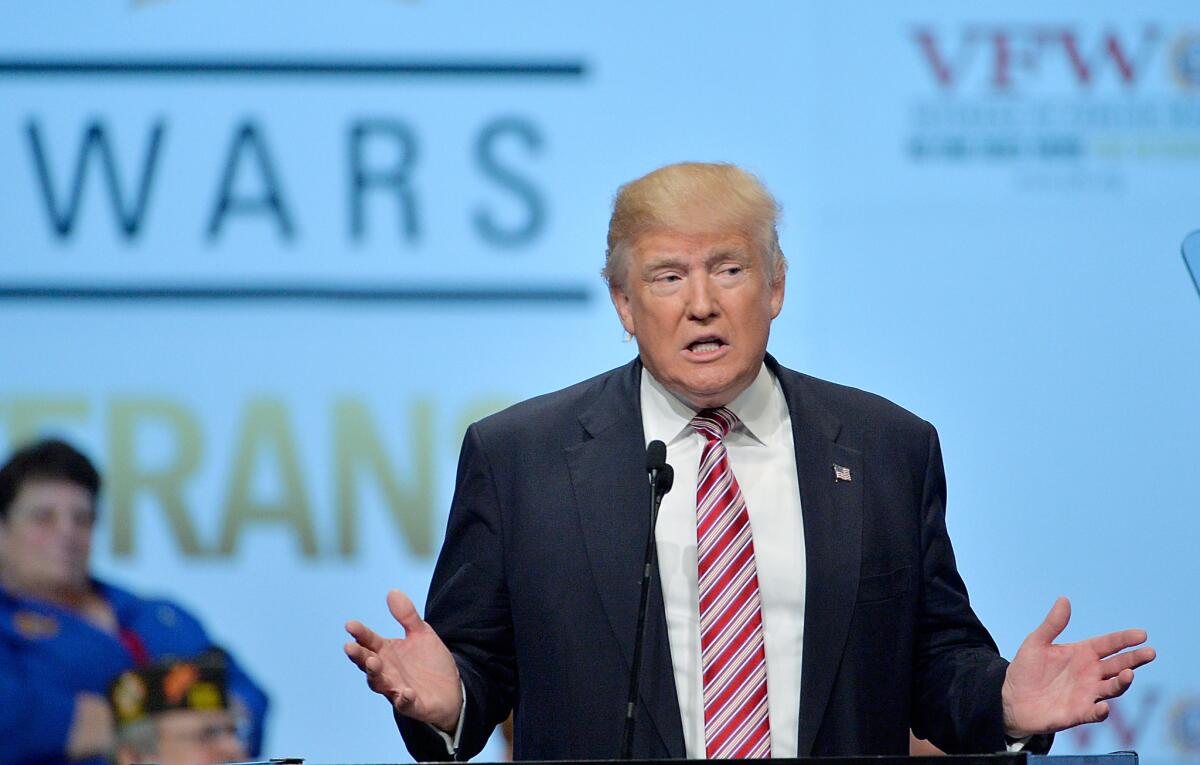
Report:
344,589,463,733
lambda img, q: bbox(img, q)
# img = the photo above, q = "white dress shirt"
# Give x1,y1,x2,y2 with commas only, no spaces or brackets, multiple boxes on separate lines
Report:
641,363,807,759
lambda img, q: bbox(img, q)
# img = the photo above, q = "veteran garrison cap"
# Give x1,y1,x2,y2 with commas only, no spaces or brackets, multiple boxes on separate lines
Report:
109,649,229,724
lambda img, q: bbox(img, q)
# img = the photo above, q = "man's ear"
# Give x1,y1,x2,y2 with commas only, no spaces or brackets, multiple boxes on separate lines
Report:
769,267,786,319
609,283,636,336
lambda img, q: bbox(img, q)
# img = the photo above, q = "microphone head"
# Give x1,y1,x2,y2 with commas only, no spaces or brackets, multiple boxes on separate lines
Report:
645,440,667,473
655,464,674,497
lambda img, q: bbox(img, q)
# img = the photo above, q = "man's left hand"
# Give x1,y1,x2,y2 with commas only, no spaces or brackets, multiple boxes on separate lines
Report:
1002,596,1156,738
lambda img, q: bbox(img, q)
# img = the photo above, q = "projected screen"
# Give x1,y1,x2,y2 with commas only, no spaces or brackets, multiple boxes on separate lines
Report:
1,3,1198,763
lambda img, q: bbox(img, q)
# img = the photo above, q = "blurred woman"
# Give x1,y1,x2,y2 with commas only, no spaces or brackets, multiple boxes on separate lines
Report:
0,438,268,765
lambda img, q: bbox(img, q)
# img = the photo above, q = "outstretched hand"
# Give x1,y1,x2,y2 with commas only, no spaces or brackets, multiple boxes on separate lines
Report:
344,590,463,732
1002,597,1156,738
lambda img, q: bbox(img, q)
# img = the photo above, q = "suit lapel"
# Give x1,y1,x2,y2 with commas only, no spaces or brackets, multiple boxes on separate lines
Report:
564,359,685,757
771,358,864,756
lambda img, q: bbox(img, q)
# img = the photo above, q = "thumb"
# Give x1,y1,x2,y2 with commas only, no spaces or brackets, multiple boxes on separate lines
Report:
387,590,427,636
1029,596,1071,645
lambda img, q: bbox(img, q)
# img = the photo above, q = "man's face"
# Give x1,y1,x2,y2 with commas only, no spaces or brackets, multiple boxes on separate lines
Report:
610,228,784,409
153,709,247,765
0,479,94,598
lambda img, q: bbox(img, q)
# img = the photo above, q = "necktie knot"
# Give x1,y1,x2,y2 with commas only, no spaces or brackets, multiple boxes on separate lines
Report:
690,407,739,442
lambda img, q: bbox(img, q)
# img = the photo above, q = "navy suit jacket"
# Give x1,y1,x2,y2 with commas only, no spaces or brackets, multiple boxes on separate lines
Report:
397,356,1014,760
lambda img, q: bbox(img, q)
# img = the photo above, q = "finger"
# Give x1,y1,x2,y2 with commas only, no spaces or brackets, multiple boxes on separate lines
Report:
1087,628,1148,659
1092,701,1110,723
343,642,377,673
387,590,428,637
345,620,387,652
394,686,416,711
1096,668,1136,701
1099,646,1156,679
1029,596,1071,645
345,643,384,675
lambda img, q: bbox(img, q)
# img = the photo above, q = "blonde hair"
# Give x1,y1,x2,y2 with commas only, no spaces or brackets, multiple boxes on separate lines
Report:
603,162,786,289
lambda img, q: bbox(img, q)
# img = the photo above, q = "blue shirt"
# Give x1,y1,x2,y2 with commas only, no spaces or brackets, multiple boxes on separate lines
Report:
0,578,269,765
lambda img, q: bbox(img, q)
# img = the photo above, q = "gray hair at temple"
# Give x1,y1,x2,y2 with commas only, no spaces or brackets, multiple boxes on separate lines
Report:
602,162,787,290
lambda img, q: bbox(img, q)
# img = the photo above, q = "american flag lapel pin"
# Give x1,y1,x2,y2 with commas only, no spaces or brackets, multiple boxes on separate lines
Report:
833,464,852,482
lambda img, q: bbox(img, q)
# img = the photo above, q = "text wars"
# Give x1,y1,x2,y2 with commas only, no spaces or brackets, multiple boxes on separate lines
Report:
19,115,546,247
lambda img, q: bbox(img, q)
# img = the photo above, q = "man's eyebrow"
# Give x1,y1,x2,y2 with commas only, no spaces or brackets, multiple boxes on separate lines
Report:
640,255,688,273
705,247,754,265
639,247,753,276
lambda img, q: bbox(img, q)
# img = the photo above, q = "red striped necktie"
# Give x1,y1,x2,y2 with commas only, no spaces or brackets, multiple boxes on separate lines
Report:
691,407,771,759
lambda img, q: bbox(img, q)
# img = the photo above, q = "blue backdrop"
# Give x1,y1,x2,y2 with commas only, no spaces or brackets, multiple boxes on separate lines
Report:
2,2,1198,762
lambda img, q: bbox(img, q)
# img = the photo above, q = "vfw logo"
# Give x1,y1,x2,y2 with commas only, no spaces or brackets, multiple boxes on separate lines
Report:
912,24,1199,92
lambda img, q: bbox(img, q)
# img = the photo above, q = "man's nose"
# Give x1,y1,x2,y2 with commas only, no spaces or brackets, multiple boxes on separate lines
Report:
52,514,78,536
57,514,91,538
685,275,718,319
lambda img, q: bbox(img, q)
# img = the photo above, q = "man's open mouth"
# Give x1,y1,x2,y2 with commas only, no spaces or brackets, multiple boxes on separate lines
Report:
686,337,727,354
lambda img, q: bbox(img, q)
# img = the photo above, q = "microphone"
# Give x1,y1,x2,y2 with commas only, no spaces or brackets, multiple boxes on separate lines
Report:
655,464,674,498
621,440,674,759
646,439,667,474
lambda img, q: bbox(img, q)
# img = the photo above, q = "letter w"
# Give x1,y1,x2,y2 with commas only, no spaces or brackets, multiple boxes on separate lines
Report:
1060,27,1160,86
26,118,165,240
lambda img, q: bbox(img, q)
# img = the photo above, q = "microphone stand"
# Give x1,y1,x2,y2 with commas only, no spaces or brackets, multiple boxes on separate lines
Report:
620,456,673,760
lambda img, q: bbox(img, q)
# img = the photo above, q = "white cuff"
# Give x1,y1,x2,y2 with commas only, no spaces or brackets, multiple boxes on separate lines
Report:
427,681,467,757
1006,735,1032,752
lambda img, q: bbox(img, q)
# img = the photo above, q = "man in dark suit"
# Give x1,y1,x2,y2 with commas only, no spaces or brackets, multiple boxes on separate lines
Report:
345,163,1155,761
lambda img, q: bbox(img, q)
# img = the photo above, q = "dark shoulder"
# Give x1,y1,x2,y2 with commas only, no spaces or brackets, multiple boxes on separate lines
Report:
471,362,632,443
772,363,935,454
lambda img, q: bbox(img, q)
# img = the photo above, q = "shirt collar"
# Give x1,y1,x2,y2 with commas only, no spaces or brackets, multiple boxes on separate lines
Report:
640,361,785,448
